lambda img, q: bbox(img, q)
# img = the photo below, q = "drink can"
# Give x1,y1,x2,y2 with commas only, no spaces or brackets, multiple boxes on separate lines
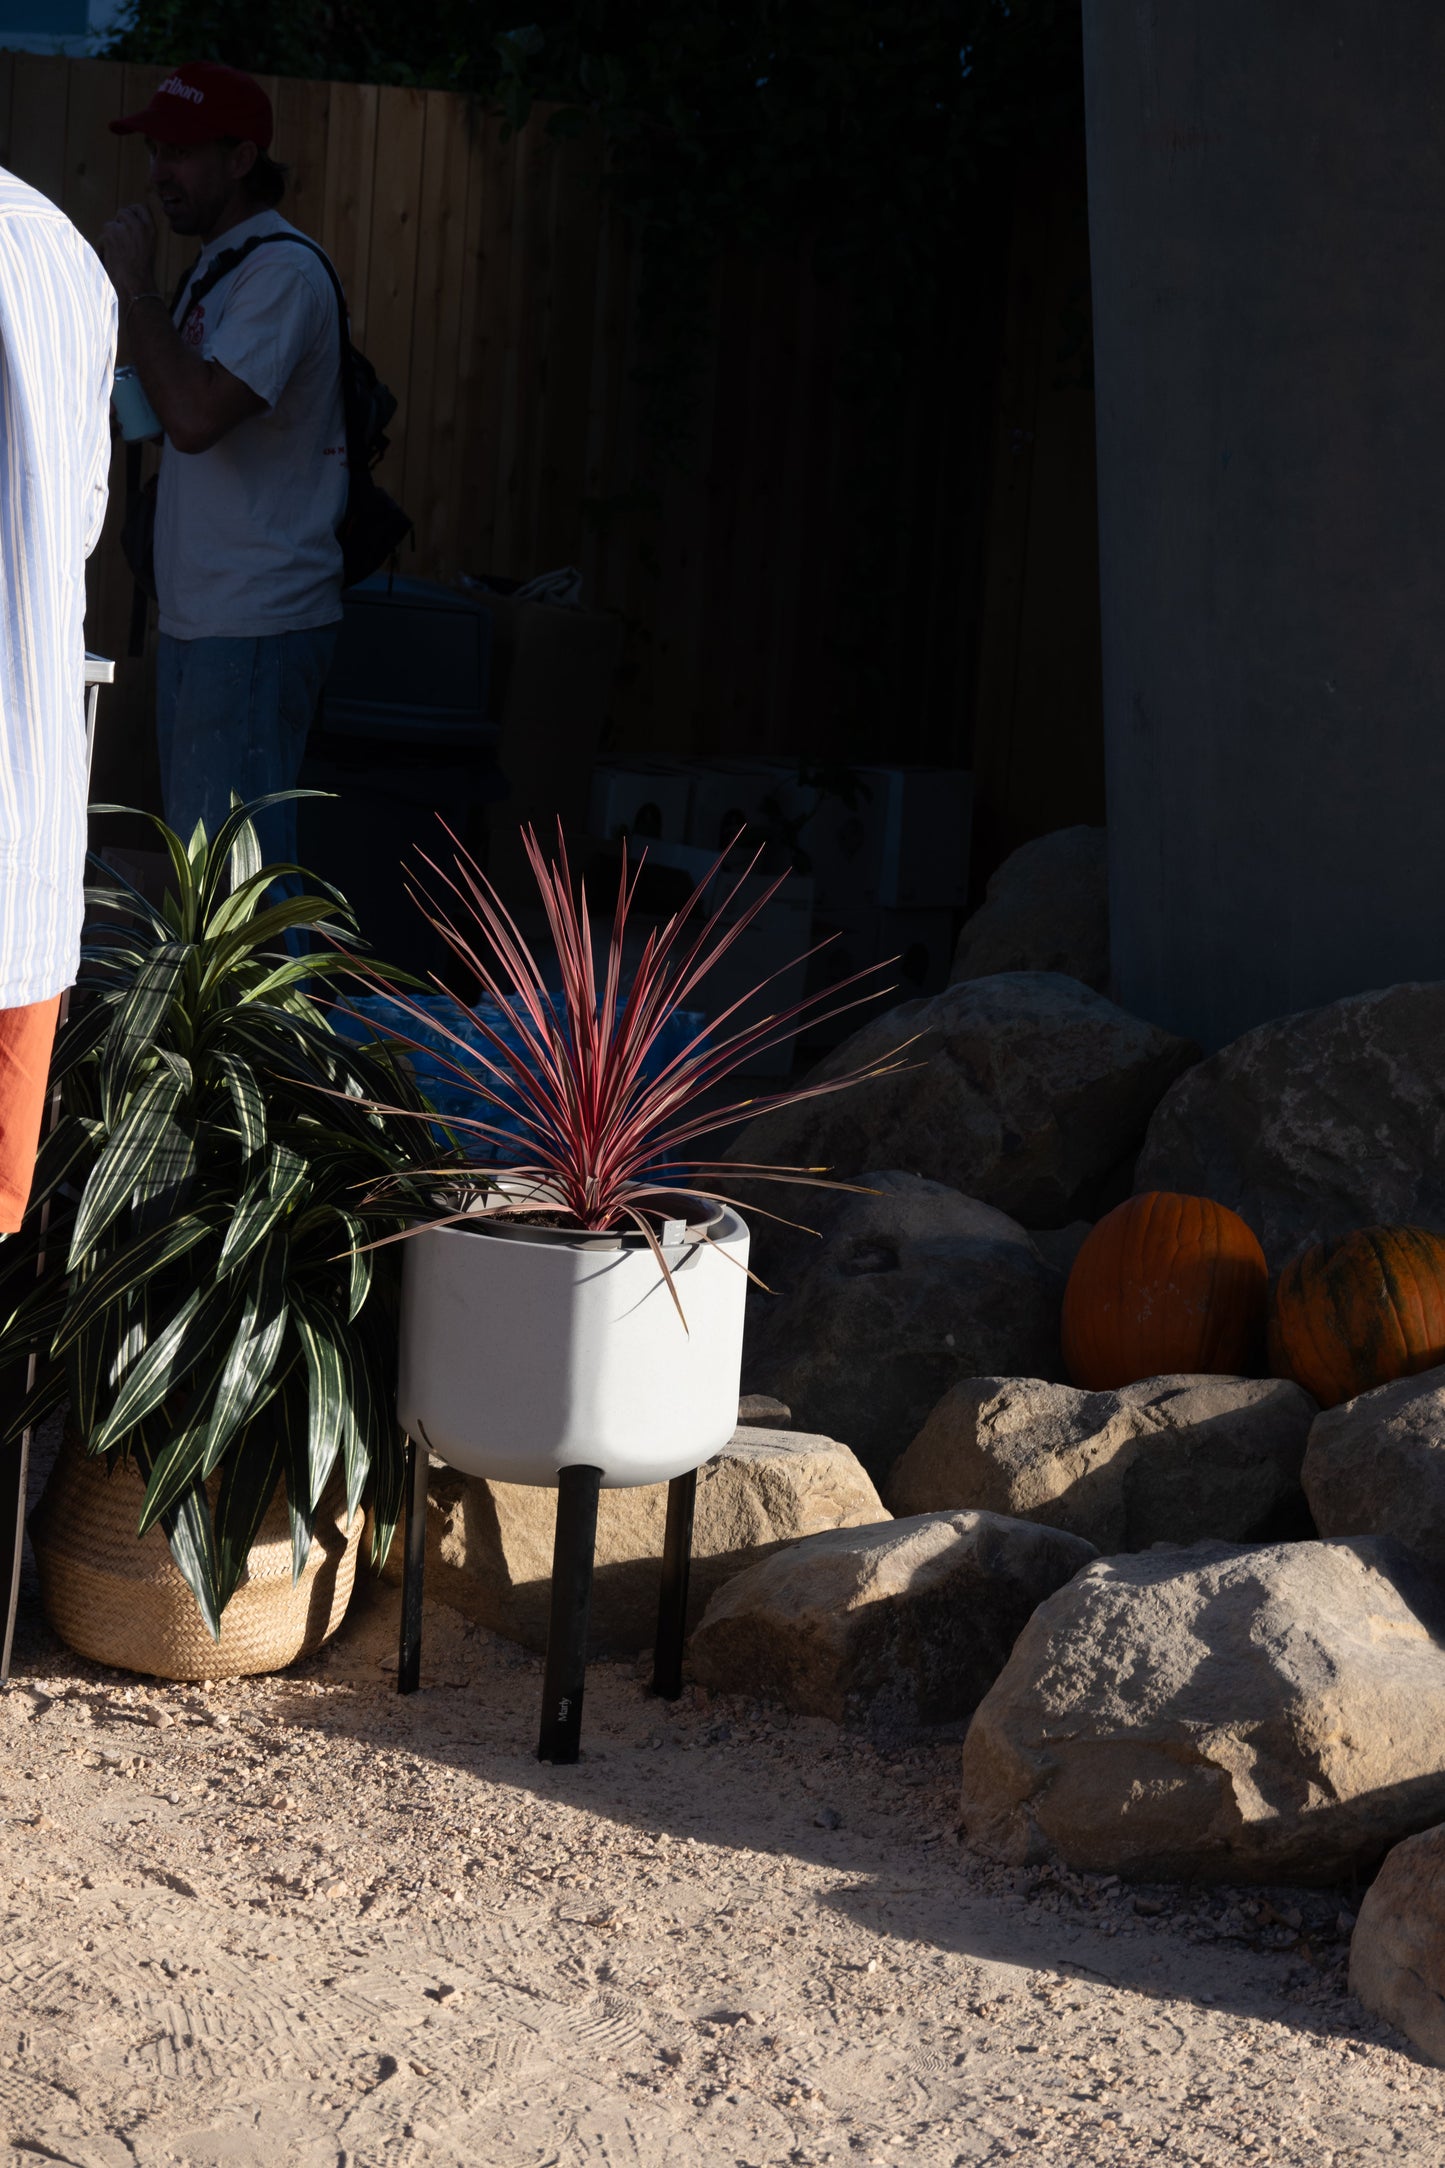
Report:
111,364,162,443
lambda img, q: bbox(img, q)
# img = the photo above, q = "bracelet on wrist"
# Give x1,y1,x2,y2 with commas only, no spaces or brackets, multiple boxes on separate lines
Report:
123,291,164,330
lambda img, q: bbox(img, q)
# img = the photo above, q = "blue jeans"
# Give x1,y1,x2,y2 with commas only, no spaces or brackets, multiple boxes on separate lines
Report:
155,625,339,872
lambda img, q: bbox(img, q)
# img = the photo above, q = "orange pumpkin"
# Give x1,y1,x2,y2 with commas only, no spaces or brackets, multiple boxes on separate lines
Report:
1268,1224,1445,1408
1061,1191,1268,1390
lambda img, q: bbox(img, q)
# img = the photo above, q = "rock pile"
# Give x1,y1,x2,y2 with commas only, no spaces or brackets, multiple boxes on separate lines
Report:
890,1373,1314,1551
1350,1823,1445,2062
1137,980,1445,1267
1302,1365,1445,1570
959,1536,1445,1883
725,971,1196,1231
689,1510,1095,1737
949,825,1109,992
399,1422,885,1656
740,1173,1062,1480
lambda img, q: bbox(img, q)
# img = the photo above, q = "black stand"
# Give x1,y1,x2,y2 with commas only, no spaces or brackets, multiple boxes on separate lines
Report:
396,1450,699,1760
397,1433,430,1696
0,1422,30,1686
651,1466,697,1701
536,1463,603,1763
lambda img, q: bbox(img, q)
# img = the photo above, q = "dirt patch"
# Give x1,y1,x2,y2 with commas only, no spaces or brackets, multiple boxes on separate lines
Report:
0,1467,1442,2162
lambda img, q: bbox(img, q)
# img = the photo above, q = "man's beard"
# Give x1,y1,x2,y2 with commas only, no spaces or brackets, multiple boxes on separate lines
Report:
160,198,219,237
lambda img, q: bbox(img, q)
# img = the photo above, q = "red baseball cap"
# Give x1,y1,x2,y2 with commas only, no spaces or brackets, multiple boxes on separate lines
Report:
110,62,274,151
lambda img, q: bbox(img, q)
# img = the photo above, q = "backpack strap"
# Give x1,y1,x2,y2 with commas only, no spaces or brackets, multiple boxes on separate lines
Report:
177,230,364,476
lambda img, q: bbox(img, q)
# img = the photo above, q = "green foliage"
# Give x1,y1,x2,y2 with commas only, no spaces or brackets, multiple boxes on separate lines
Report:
0,799,449,1639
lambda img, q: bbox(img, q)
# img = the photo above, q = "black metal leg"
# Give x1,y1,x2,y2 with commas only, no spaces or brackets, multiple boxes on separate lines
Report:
537,1463,603,1764
0,1418,31,1687
652,1466,697,1701
397,1433,429,1695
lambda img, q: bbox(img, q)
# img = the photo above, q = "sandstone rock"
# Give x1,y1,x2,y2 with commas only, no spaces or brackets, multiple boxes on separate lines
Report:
960,1537,1445,1883
950,826,1109,991
1350,1823,1445,2063
689,1511,1096,1736
725,971,1196,1238
891,1373,1314,1551
741,1173,1062,1482
1303,1366,1445,1569
737,1394,792,1426
1136,981,1445,1268
391,1425,885,1656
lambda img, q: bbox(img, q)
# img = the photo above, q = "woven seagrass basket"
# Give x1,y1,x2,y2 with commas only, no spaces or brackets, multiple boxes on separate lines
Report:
31,1431,362,1681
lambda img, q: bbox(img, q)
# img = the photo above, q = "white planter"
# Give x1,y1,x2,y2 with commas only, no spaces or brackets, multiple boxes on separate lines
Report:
397,1195,750,1488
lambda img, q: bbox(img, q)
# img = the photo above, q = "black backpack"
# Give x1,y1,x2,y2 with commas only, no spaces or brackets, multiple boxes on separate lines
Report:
122,227,412,640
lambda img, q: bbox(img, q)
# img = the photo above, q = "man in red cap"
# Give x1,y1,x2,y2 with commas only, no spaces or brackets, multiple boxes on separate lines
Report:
100,64,347,872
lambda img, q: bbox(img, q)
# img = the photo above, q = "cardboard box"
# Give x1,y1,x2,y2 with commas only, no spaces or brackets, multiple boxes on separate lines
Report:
589,760,695,846
678,760,972,911
801,766,973,912
681,758,794,860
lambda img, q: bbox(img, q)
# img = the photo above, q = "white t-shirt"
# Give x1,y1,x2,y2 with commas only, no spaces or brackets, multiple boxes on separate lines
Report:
154,209,348,641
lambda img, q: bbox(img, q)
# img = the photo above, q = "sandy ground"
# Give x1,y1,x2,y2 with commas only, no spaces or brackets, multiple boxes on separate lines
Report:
1,1491,1443,2164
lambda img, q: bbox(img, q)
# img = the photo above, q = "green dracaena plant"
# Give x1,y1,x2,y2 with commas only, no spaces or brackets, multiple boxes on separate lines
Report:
0,794,450,1639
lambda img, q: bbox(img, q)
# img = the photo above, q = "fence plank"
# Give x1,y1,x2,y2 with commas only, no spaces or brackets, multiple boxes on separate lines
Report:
462,110,518,575
9,56,70,208
361,86,427,509
273,75,332,244
528,125,603,575
60,55,124,245
321,79,379,339
401,89,473,569
577,200,640,623
492,112,552,573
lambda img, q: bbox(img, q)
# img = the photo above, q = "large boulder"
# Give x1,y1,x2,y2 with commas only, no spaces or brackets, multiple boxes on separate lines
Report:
398,1425,885,1656
950,826,1109,992
724,972,1197,1236
1136,981,1445,1269
891,1373,1314,1551
959,1537,1445,1883
741,1173,1063,1482
1350,1823,1445,2063
689,1511,1096,1737
1303,1366,1445,1570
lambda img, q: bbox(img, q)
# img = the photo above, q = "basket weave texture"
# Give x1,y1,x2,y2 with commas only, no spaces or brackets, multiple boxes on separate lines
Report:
31,1431,361,1681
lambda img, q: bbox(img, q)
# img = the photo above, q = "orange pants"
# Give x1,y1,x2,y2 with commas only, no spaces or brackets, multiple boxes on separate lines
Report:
0,996,60,1234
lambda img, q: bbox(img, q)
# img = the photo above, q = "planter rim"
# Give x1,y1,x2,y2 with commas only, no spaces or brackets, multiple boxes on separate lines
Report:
425,1179,730,1255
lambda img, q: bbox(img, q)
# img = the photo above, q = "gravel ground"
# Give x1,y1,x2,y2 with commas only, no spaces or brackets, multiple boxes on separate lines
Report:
4,1420,1444,2167
1,1548,1443,2168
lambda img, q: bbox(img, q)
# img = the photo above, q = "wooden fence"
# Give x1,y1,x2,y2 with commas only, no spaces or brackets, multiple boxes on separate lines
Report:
0,54,1103,877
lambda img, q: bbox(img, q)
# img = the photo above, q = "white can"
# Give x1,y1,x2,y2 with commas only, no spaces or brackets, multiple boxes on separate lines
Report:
111,364,162,443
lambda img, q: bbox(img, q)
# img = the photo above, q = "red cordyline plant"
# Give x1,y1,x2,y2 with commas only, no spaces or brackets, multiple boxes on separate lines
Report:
347,823,908,1255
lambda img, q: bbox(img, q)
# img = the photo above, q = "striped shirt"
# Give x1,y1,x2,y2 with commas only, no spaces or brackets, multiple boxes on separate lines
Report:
0,166,115,1006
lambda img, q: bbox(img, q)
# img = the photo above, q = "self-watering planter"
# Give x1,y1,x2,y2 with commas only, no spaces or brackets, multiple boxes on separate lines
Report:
350,817,898,1762
398,1190,749,1486
394,1189,750,1761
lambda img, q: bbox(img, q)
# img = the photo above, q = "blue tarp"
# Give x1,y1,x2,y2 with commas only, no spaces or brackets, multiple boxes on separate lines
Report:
333,991,708,1162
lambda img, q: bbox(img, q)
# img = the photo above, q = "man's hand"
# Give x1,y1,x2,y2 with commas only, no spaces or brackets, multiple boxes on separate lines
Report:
99,203,160,307
98,204,265,454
